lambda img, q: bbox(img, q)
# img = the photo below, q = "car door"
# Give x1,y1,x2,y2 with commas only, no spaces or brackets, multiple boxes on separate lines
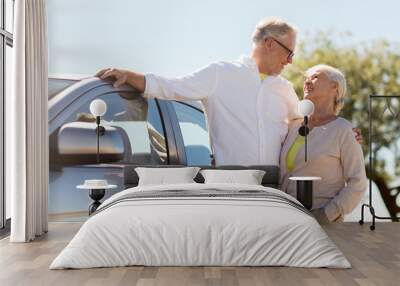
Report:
48,78,174,214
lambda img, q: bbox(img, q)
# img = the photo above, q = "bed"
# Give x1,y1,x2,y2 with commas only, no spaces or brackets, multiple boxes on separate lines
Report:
50,165,351,269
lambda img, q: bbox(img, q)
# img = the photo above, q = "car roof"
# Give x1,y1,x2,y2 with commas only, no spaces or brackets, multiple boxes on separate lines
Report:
48,76,204,112
49,77,79,100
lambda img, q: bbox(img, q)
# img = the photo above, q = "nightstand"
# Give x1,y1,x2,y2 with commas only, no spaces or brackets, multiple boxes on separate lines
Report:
77,180,117,215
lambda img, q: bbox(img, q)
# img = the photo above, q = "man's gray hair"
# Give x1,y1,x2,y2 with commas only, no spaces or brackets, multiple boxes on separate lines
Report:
306,64,347,115
252,17,297,44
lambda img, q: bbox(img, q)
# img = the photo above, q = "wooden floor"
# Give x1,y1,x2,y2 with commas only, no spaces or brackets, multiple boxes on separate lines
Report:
0,222,399,286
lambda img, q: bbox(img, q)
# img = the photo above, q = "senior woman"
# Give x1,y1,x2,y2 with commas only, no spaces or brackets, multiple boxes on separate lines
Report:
279,64,367,224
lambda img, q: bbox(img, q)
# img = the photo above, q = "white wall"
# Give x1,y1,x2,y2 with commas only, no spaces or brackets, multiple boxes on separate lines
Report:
46,0,396,220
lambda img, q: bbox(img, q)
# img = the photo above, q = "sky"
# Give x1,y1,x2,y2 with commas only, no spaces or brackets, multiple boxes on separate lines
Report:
47,0,400,77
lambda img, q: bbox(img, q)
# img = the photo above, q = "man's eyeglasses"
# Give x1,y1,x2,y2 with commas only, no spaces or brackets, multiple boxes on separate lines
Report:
268,37,294,61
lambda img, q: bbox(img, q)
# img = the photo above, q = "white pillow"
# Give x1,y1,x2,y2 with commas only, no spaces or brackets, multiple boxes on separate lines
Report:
200,169,266,185
135,167,200,186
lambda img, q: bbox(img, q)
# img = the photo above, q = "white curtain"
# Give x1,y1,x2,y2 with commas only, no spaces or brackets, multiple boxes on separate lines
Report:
7,0,49,242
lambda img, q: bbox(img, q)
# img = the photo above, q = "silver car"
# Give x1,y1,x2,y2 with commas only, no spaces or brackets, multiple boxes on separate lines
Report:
49,77,211,214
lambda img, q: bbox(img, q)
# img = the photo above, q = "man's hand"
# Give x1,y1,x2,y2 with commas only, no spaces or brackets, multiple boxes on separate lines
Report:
311,208,330,224
96,68,129,88
95,68,146,92
352,127,363,144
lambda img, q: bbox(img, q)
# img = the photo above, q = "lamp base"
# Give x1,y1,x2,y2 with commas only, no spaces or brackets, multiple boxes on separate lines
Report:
296,180,313,210
289,177,321,210
88,189,105,215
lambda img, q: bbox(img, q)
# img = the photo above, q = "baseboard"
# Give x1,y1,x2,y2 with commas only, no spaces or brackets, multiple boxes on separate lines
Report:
49,211,88,222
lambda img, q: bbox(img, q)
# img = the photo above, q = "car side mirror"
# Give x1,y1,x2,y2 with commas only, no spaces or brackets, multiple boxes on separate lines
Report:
57,121,130,165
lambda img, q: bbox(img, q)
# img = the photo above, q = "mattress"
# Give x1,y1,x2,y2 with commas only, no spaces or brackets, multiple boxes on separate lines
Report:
50,183,350,269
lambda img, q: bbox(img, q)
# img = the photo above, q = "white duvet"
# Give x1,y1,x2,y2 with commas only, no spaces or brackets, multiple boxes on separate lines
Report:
50,183,351,269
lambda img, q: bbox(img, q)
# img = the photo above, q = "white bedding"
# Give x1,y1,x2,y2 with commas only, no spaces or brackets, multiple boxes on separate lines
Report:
50,183,351,269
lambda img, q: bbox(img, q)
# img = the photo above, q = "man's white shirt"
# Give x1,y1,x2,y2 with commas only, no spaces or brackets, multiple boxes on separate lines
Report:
144,55,300,166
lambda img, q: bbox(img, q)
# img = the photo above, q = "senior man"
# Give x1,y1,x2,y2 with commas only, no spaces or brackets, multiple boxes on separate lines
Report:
97,17,300,166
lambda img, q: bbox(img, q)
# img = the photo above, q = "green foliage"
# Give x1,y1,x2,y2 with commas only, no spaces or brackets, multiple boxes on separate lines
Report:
283,32,400,177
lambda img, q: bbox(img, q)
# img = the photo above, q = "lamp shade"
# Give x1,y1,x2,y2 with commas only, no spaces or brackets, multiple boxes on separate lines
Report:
298,99,314,117
90,99,107,117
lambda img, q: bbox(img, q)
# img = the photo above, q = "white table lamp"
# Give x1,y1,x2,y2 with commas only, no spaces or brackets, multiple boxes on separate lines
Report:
292,99,320,210
90,99,107,163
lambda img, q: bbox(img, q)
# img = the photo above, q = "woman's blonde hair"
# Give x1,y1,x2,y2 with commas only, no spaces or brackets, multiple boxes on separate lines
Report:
305,64,347,115
252,17,297,44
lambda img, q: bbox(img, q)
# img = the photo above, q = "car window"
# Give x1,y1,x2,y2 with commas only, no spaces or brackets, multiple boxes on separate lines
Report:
172,101,211,165
61,92,167,165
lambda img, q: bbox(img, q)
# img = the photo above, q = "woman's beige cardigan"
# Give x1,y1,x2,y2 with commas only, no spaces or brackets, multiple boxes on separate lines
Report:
279,117,367,222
